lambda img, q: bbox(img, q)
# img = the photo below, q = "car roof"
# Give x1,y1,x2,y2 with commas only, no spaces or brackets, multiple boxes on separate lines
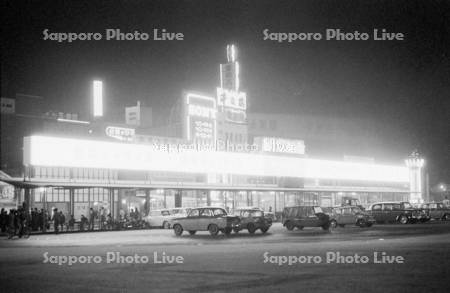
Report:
235,207,262,211
284,205,320,208
191,206,226,210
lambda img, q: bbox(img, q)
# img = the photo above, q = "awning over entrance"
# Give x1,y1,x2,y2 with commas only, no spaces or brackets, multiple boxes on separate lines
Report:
0,177,409,194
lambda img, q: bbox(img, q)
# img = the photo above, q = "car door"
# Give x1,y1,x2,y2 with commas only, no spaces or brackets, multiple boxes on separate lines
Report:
429,203,439,219
240,210,250,227
183,209,200,230
333,208,342,223
371,204,383,223
382,204,394,222
304,207,318,226
342,207,354,225
198,208,214,230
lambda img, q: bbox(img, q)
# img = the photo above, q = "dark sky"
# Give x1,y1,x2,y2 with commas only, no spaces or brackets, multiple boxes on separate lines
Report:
1,0,449,183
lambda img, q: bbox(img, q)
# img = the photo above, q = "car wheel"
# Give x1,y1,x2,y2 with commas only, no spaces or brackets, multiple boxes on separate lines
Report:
356,219,365,227
285,221,295,231
322,223,330,231
442,214,449,221
330,220,337,229
208,224,219,236
188,230,196,235
247,223,256,234
173,224,183,236
399,215,409,224
260,227,269,234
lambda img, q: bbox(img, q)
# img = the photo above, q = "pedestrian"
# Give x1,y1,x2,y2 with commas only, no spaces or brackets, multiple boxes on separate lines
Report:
9,209,16,236
52,208,60,234
80,215,88,231
42,210,47,233
68,215,75,231
89,208,95,231
0,208,6,233
100,207,106,230
59,211,66,232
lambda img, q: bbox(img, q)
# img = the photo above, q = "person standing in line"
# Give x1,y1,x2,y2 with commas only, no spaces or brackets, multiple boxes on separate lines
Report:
89,208,95,231
59,211,66,232
52,208,60,234
99,207,106,230
68,215,75,231
42,210,48,233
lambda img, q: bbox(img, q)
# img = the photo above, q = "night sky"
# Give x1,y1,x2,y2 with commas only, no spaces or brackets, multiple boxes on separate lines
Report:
2,0,449,184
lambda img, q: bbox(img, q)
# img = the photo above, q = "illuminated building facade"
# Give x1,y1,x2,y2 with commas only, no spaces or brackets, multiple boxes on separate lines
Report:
0,45,425,220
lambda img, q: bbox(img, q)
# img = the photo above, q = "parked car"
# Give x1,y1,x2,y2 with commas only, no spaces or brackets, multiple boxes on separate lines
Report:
144,209,175,229
366,202,428,224
172,207,240,236
169,208,191,217
282,206,330,231
233,208,272,234
419,203,450,221
329,206,376,228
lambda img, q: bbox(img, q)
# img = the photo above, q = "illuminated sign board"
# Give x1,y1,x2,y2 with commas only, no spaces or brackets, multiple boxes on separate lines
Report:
93,80,103,117
216,88,247,124
217,88,246,110
105,126,135,141
255,137,305,155
220,44,240,91
185,93,217,142
24,135,410,183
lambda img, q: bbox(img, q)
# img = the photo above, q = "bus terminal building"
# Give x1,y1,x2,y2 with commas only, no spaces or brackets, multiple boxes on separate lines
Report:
0,45,426,220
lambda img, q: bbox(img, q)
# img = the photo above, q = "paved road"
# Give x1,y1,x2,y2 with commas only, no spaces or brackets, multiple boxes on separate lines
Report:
1,222,449,292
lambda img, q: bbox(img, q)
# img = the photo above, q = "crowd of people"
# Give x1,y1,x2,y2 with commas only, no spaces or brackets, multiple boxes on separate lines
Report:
0,206,28,237
0,203,118,236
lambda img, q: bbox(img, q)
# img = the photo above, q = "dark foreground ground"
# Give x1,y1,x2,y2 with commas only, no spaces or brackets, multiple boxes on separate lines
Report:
0,221,449,293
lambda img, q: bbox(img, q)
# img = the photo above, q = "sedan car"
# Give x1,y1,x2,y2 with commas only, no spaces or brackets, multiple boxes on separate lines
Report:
366,202,428,224
144,209,175,229
329,206,376,228
233,208,272,234
282,206,330,231
172,207,240,236
419,202,450,221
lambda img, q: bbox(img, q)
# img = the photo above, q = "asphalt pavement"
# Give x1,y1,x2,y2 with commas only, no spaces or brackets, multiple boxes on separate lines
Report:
0,222,449,292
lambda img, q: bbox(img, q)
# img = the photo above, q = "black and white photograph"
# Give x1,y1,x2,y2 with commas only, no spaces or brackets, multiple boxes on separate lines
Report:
1,1,449,292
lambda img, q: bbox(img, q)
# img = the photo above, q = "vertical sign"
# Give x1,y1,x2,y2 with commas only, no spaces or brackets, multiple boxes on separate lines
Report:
185,93,217,143
93,80,103,117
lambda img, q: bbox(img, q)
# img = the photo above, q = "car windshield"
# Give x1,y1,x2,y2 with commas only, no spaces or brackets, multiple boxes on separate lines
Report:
213,208,227,216
313,207,323,214
352,207,362,213
250,211,263,217
161,211,170,216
